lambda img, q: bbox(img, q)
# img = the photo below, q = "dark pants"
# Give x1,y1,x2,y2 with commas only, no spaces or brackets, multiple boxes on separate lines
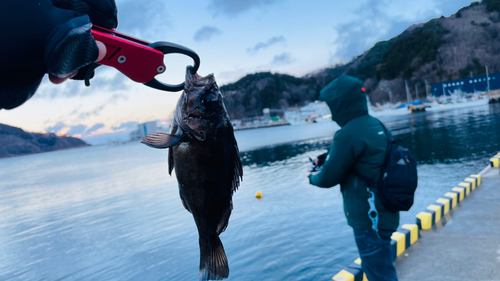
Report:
353,229,398,281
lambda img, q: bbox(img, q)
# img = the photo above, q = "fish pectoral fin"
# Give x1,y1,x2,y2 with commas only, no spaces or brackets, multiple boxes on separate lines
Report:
216,201,232,235
141,133,183,149
180,198,191,213
168,147,175,176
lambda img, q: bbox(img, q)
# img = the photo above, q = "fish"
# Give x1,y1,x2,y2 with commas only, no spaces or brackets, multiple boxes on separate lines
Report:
141,67,243,281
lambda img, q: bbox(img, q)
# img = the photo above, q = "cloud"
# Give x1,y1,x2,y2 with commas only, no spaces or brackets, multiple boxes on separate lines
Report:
45,122,67,133
45,122,86,137
158,119,173,128
86,72,129,92
331,0,456,61
193,26,222,42
435,0,479,16
68,106,83,117
111,121,138,131
218,69,250,85
34,70,130,101
117,0,171,38
34,78,85,100
81,131,131,145
246,36,286,55
72,94,127,121
46,119,164,145
45,122,104,137
333,0,408,60
271,52,294,66
108,93,129,105
208,0,283,17
67,124,87,135
78,105,106,120
86,123,105,135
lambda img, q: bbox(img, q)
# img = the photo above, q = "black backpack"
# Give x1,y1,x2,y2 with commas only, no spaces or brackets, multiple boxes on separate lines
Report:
367,121,418,212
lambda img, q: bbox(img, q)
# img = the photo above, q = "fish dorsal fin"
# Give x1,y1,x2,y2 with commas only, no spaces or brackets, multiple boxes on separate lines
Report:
231,140,243,194
228,125,243,195
141,132,183,149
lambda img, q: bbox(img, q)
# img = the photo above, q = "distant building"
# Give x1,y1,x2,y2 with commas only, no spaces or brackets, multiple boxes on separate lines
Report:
129,130,142,141
129,121,159,141
283,101,332,125
231,120,242,128
431,72,500,97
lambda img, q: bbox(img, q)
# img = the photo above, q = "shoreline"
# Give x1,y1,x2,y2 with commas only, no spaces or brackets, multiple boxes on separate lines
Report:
0,144,90,160
2,102,497,160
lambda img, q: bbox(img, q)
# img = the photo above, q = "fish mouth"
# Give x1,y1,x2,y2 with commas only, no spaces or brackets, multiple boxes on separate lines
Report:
187,111,211,120
182,112,212,141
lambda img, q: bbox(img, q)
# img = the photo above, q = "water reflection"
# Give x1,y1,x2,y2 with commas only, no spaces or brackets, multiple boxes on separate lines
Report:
240,139,332,166
242,104,500,166
391,104,500,164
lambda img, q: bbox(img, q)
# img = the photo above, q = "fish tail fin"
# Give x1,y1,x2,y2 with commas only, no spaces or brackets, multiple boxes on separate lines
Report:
199,236,229,280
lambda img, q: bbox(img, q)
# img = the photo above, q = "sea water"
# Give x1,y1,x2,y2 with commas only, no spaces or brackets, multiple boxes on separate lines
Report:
0,103,499,281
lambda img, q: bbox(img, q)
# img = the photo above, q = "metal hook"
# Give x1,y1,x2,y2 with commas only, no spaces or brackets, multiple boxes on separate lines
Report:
143,41,200,92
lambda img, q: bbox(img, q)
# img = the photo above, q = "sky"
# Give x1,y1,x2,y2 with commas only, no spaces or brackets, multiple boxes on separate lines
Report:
0,0,475,144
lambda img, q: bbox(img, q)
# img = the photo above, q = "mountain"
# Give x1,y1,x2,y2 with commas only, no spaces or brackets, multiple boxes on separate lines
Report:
221,66,351,120
341,0,500,103
0,123,89,158
221,72,319,119
221,0,500,118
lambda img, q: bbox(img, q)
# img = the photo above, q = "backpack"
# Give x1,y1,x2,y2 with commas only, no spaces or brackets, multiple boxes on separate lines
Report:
375,121,418,212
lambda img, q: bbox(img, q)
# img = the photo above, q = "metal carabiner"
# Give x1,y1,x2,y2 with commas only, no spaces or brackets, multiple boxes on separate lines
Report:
367,188,381,239
144,42,200,92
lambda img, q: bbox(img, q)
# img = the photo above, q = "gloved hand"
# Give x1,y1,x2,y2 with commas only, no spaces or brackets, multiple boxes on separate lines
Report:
315,152,328,167
307,152,329,173
0,0,117,110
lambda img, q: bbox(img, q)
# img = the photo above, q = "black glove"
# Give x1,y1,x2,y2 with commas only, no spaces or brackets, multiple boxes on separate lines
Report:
316,152,328,167
0,0,117,110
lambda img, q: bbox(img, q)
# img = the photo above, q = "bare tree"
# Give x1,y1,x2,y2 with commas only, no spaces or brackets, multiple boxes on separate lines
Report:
378,80,394,104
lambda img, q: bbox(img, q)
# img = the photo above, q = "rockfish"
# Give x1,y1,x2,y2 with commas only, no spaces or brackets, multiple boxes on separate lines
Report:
141,67,243,280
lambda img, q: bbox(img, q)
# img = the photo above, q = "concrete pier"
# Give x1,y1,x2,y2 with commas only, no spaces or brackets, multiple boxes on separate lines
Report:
396,166,500,281
332,157,500,281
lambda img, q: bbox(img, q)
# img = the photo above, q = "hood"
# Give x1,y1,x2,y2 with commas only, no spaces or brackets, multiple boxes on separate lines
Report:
319,74,368,127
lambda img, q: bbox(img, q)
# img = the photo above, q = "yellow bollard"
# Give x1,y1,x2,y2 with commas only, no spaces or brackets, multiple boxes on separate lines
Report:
471,174,481,187
491,157,499,168
416,212,433,230
391,232,406,257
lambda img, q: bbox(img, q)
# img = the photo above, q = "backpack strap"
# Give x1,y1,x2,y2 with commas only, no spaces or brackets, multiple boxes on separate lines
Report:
354,119,392,188
374,119,393,186
377,119,395,144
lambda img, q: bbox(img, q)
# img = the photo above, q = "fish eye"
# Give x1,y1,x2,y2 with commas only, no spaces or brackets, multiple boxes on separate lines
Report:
201,93,218,105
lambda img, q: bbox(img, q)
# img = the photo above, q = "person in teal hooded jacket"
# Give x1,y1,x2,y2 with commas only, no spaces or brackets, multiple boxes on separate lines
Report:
309,74,399,281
